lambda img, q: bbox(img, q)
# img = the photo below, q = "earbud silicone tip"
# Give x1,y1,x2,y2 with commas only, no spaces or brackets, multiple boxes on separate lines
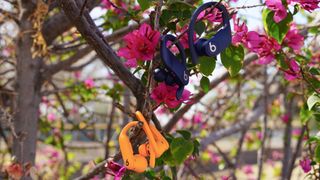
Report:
154,68,166,82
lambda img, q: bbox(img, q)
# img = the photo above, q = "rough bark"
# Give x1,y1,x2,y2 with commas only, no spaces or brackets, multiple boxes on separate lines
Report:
57,0,146,109
42,0,100,45
13,0,42,171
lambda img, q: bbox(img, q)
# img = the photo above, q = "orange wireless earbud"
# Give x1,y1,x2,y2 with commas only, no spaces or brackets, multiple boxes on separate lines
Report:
136,111,169,167
119,111,169,173
119,121,148,173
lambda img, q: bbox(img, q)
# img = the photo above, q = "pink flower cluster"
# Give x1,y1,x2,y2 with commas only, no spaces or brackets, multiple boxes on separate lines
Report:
232,19,280,64
232,19,303,79
198,8,223,23
299,157,312,173
284,23,304,53
101,0,126,15
151,82,191,109
84,78,95,89
118,23,160,67
266,0,288,23
266,0,319,23
288,0,319,11
105,161,126,180
283,59,301,81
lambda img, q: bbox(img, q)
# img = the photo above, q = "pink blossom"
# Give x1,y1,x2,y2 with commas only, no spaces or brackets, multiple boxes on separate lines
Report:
101,0,126,15
284,59,301,81
299,157,312,173
245,32,280,64
281,114,290,123
266,0,288,23
309,53,320,66
242,165,254,175
193,112,203,123
209,152,221,164
292,128,302,137
6,163,23,180
2,47,12,57
284,23,304,53
74,71,81,79
272,150,283,160
105,161,126,180
84,78,95,89
245,31,262,50
221,175,231,180
151,83,191,109
118,23,160,67
256,131,263,140
232,18,248,46
288,0,319,11
42,146,63,165
47,113,56,122
101,0,112,9
198,8,223,23
133,5,141,11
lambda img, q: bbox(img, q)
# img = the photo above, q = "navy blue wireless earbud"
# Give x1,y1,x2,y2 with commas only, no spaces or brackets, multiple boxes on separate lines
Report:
188,2,232,64
154,34,189,100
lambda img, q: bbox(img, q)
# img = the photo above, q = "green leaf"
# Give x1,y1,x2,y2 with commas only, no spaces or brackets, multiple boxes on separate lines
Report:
199,56,216,76
195,21,206,36
176,130,192,140
144,170,157,180
220,45,244,77
137,0,151,11
315,145,320,163
192,139,200,156
276,53,288,70
262,9,293,43
162,150,176,166
307,93,320,110
170,137,194,164
305,136,320,145
200,76,210,93
300,104,312,124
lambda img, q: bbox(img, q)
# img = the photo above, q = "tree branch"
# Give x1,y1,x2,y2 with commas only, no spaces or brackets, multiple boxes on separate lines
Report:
200,83,282,150
42,0,100,45
57,0,146,108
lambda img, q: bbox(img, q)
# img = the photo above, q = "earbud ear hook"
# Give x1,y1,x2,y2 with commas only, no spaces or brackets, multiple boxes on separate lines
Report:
119,121,148,173
154,34,189,100
188,2,232,64
135,111,169,167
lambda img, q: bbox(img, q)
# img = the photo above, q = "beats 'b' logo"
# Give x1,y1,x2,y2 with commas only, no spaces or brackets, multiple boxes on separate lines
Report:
209,42,216,53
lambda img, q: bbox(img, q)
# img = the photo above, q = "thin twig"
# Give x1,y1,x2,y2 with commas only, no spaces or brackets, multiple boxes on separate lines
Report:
105,99,116,159
257,65,268,180
231,129,247,178
281,95,293,179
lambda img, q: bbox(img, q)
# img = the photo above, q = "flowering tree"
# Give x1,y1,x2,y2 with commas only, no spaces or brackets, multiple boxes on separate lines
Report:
0,0,320,179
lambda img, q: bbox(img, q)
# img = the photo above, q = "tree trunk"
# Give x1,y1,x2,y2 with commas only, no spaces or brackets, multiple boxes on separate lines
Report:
13,0,42,170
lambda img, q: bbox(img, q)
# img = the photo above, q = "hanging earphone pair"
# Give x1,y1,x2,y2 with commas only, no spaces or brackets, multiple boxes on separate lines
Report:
119,2,232,174
119,111,169,173
154,1,232,100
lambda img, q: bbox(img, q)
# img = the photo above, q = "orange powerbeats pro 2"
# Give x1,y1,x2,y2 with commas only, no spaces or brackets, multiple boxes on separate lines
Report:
119,121,148,173
136,112,169,167
119,111,169,173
